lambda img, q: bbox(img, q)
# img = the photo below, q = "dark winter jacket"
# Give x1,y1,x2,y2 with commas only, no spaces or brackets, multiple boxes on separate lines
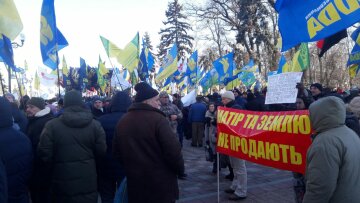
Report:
188,102,207,123
38,106,107,203
345,112,360,137
0,97,32,203
11,103,28,133
0,156,7,203
113,102,184,203
91,107,106,118
98,91,131,179
225,100,242,110
235,96,247,109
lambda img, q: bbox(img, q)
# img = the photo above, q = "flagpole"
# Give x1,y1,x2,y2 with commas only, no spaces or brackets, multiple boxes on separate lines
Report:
14,72,23,99
0,71,5,94
6,65,11,93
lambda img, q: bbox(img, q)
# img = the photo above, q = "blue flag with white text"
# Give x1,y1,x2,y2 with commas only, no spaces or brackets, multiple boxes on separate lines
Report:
40,0,68,70
276,0,360,51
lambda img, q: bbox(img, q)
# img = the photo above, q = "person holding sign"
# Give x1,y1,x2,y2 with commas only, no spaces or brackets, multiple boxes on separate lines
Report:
303,96,360,203
221,91,247,201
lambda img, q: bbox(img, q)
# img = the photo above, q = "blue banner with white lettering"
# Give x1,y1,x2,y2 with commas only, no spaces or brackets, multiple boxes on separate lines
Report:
276,0,360,51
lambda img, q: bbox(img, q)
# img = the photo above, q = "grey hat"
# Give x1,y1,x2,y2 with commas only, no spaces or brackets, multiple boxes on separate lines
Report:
221,91,235,100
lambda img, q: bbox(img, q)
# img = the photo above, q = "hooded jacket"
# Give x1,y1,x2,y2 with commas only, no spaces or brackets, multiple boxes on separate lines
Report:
0,97,32,203
37,106,106,203
98,91,132,179
303,96,360,203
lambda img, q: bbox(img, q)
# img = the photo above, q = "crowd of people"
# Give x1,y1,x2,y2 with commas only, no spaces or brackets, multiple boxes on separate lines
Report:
1,81,360,203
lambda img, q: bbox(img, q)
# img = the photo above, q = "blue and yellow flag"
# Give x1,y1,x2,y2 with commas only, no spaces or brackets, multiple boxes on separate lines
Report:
200,68,219,93
213,52,234,82
0,34,16,71
276,0,360,51
138,44,154,82
61,55,71,87
40,0,68,70
277,54,290,73
186,50,198,80
0,0,23,40
349,64,360,79
351,27,360,53
156,43,178,83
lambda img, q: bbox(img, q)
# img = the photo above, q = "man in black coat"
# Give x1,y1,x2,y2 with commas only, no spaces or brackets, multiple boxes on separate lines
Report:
25,97,53,203
98,91,132,203
0,97,32,203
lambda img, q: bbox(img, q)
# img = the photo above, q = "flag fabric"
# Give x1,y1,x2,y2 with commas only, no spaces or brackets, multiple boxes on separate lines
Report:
61,55,70,87
291,43,310,72
318,29,347,57
349,64,360,79
97,62,107,92
200,69,219,93
351,27,360,53
100,35,122,58
277,54,290,73
138,45,154,81
98,56,109,75
0,34,16,70
186,51,198,84
275,0,360,51
239,71,256,87
40,0,68,70
156,43,178,83
39,69,57,86
34,71,40,90
0,0,23,40
117,33,139,73
213,52,234,81
348,51,360,66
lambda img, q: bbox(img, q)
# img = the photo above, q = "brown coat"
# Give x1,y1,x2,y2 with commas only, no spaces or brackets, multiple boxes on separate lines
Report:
113,103,184,203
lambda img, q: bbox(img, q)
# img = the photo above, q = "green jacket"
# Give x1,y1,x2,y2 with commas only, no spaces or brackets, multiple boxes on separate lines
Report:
38,106,106,203
304,96,360,203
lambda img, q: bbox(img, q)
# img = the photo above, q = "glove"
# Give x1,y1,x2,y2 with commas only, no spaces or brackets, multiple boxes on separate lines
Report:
211,118,217,126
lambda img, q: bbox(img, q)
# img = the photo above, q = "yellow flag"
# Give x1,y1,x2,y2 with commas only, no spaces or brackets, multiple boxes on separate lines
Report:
116,33,139,73
98,56,109,76
0,0,23,40
34,71,40,90
349,64,359,79
62,56,68,75
291,51,301,72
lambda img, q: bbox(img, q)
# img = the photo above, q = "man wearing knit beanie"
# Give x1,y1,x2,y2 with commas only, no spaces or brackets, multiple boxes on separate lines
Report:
25,96,54,203
37,90,106,202
310,83,323,101
221,90,248,201
113,82,184,202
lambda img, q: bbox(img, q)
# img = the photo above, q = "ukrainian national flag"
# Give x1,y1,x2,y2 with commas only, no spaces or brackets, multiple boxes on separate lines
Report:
277,54,290,73
155,43,178,83
349,64,360,79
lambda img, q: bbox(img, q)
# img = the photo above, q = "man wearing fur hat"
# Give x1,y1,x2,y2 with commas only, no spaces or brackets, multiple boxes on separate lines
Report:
38,90,106,203
221,91,248,201
25,97,54,203
113,82,184,203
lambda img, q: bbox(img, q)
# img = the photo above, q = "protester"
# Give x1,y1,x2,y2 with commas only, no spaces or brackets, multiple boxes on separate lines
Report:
303,96,360,202
221,91,247,201
37,90,107,203
310,83,323,101
173,93,185,146
25,97,53,203
91,96,106,118
0,155,7,203
188,96,207,147
113,82,185,203
0,97,32,203
98,91,131,203
233,88,247,109
204,102,218,173
345,96,360,136
159,91,183,135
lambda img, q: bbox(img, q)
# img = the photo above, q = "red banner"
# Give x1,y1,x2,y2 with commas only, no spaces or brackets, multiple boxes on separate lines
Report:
216,107,312,174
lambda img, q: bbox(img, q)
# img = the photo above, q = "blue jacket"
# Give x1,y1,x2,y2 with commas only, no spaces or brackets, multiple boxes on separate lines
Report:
0,97,32,203
0,156,7,203
188,102,207,123
98,91,132,179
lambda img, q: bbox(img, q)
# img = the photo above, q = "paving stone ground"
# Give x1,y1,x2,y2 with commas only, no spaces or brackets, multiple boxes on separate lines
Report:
178,140,296,203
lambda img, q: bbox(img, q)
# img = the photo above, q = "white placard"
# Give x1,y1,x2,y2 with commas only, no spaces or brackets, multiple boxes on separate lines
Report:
265,72,303,104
